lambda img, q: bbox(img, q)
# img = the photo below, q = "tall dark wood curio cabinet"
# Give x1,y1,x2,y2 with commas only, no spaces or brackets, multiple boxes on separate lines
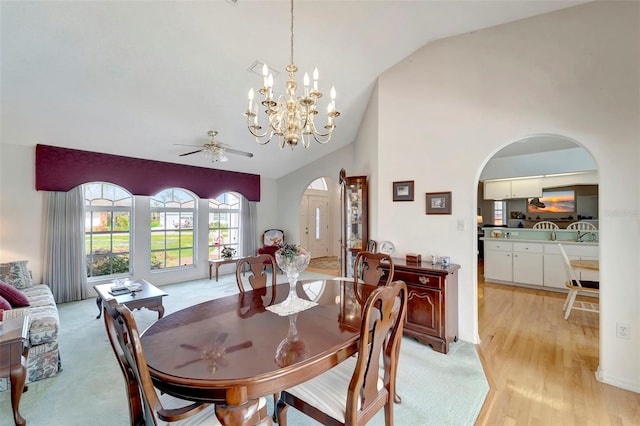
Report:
339,169,368,277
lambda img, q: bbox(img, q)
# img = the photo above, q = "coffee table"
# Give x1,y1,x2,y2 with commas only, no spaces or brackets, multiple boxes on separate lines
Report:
94,279,168,320
0,316,30,426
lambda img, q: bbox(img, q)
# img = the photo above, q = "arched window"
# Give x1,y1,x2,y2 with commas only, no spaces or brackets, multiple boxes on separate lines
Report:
84,182,133,278
307,177,328,191
209,192,241,259
150,188,197,269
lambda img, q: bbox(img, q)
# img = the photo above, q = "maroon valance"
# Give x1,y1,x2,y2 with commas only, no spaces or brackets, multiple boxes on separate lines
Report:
35,144,260,201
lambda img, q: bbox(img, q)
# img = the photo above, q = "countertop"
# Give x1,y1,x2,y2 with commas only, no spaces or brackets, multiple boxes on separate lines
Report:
480,237,598,246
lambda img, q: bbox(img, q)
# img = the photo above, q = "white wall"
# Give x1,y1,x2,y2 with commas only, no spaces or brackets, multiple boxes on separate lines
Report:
375,2,639,392
480,146,597,180
275,144,354,246
0,144,43,278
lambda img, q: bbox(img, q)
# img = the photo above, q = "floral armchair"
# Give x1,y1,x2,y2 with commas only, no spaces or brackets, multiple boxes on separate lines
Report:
256,229,284,273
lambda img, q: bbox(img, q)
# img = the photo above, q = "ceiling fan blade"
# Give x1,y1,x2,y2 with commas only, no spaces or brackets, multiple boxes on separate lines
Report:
179,149,205,156
173,143,203,147
223,148,254,158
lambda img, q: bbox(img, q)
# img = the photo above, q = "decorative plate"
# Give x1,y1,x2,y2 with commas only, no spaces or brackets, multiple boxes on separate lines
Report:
379,240,395,255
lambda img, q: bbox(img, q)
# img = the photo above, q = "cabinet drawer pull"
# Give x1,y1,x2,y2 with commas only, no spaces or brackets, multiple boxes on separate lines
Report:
419,276,429,284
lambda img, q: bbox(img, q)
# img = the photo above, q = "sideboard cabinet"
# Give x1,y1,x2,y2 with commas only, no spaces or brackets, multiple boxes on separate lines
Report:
381,259,460,354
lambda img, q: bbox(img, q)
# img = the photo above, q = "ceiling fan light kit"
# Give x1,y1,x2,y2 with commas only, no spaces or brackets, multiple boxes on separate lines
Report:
176,130,253,163
244,0,340,150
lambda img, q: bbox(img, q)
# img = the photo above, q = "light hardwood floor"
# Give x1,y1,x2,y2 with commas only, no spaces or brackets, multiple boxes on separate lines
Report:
475,262,640,425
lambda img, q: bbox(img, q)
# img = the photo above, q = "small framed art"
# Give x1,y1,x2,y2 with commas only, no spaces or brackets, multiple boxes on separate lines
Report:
426,191,452,215
393,181,414,202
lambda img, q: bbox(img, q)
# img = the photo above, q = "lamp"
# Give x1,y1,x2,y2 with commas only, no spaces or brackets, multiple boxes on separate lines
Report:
245,0,340,150
202,148,228,163
477,215,483,225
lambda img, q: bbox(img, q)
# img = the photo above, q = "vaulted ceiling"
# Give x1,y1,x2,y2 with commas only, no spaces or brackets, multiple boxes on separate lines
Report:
1,1,588,179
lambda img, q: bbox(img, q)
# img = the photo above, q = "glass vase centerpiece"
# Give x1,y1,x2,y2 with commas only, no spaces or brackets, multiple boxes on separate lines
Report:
274,313,310,367
275,243,311,305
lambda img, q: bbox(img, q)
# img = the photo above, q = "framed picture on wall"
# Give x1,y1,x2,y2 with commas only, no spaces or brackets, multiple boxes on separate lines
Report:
426,191,452,215
393,181,414,202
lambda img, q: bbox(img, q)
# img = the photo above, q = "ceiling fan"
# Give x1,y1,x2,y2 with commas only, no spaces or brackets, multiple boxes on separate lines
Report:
175,130,254,162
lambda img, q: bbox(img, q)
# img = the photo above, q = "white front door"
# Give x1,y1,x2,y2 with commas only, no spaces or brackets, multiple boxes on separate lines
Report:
300,194,330,258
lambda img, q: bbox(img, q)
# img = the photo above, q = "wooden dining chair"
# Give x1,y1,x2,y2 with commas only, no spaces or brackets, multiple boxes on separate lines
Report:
235,254,280,419
103,303,268,425
558,244,599,320
354,251,394,285
533,221,559,230
352,251,394,303
235,254,278,293
276,280,408,426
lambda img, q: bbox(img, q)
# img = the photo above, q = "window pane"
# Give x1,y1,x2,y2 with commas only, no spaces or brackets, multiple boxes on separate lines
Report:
315,207,321,240
150,188,196,270
165,249,180,268
114,212,130,231
209,192,241,259
112,233,130,253
84,182,133,278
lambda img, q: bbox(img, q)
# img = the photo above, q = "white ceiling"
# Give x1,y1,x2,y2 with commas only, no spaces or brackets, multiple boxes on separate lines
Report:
1,0,588,179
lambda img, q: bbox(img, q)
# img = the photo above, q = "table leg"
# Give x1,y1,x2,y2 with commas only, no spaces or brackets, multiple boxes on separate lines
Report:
10,361,27,426
216,264,220,282
147,305,165,319
215,398,271,426
95,296,103,319
209,262,213,280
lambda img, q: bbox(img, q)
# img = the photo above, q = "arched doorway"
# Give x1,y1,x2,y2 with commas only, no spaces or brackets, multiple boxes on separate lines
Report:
475,133,599,341
299,176,341,259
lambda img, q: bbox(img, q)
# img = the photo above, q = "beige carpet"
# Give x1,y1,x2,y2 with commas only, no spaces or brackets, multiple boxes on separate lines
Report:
306,256,340,276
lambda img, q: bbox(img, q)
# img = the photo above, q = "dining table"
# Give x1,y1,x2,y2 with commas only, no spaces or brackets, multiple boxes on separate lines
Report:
570,258,599,270
140,278,369,426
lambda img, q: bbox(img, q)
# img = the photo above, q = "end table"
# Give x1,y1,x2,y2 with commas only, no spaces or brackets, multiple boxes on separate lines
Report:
0,316,30,426
208,257,240,281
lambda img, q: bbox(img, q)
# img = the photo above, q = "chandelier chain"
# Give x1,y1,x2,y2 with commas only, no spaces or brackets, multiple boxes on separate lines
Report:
290,0,294,66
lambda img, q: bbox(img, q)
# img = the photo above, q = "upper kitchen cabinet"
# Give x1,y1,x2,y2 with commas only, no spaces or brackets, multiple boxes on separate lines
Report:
484,177,542,200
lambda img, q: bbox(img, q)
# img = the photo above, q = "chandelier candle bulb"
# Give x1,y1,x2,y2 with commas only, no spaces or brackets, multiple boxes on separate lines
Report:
262,63,269,87
303,72,310,95
313,67,319,91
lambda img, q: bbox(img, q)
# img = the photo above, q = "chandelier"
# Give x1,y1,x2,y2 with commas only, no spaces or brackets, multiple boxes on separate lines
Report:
245,0,340,149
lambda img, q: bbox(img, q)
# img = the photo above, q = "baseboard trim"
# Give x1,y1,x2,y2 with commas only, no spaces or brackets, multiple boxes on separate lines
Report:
596,367,640,393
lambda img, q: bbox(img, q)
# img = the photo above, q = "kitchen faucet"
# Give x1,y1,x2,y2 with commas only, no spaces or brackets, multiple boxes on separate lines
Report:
576,230,594,242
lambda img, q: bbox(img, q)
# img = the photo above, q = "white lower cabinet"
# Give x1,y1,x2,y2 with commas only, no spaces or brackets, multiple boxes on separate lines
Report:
484,240,598,290
544,243,599,283
484,241,512,282
512,243,543,286
543,254,566,289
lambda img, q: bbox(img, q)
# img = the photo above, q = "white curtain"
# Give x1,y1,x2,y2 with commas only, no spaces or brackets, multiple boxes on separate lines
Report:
42,187,88,303
241,197,257,257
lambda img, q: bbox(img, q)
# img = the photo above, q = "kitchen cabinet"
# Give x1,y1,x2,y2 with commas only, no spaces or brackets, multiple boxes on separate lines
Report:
512,243,543,285
381,259,460,354
484,238,599,290
484,241,543,285
484,241,512,282
339,170,368,277
484,177,542,200
544,244,599,284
